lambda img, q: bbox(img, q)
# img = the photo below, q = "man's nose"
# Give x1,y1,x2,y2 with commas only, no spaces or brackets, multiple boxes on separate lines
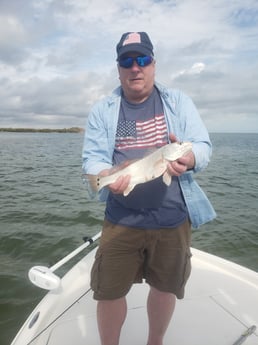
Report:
130,61,140,71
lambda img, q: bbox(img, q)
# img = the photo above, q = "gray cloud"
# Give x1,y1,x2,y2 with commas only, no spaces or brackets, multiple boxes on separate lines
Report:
0,0,257,132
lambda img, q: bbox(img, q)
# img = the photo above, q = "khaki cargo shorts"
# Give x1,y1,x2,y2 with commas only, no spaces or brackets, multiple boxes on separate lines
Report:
91,219,192,300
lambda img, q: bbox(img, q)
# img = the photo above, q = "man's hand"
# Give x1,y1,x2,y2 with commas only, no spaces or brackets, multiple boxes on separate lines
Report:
99,163,131,195
167,133,195,176
108,175,131,194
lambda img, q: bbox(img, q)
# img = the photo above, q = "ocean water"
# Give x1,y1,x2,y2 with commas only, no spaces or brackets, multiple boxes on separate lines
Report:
0,132,257,345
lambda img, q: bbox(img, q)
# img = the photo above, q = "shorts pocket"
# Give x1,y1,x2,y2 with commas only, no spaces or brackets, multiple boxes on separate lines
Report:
90,250,102,293
181,248,192,289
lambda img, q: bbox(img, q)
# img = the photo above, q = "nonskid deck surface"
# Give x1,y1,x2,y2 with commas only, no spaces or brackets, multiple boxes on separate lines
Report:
12,248,258,345
46,287,258,345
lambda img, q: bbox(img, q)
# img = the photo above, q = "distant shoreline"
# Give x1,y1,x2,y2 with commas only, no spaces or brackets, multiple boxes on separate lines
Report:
0,128,256,135
0,127,84,133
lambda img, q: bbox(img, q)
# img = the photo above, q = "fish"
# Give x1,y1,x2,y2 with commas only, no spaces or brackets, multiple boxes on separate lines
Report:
86,141,192,196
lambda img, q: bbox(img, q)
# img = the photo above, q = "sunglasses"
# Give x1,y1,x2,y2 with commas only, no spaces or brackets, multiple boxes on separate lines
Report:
118,55,153,69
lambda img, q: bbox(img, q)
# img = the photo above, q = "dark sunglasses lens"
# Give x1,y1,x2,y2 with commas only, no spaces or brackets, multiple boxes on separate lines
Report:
119,57,134,68
136,56,152,67
119,56,153,68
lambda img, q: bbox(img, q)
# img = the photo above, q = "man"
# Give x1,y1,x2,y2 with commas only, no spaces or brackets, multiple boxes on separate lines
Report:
82,32,216,345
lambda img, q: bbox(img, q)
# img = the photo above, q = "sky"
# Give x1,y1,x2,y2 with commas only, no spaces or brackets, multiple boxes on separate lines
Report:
0,0,258,133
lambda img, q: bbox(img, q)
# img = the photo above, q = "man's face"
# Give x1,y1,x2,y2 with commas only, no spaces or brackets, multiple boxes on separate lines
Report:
118,53,155,103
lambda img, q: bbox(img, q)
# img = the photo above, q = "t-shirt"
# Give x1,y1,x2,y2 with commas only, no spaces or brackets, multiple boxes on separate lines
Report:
105,87,188,229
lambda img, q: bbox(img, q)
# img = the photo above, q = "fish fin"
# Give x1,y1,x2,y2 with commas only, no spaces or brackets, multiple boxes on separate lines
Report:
123,184,135,196
152,159,167,178
162,171,172,186
82,174,101,192
111,159,135,173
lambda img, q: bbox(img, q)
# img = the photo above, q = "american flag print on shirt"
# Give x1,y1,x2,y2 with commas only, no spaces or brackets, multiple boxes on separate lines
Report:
115,114,168,150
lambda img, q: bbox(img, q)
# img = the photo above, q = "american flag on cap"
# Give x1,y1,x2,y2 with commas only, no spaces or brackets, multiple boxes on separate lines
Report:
122,33,141,46
116,32,154,59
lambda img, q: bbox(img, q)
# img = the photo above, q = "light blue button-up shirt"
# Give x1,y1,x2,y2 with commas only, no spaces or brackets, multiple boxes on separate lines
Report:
82,83,216,228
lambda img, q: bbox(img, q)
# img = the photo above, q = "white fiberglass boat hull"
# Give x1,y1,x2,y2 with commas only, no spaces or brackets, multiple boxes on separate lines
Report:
11,247,258,345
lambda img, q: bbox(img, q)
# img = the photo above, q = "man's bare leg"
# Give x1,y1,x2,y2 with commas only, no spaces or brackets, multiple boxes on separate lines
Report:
97,297,127,345
147,287,176,345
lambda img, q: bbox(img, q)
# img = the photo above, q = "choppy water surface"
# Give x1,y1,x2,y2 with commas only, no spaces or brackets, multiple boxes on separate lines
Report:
0,132,257,344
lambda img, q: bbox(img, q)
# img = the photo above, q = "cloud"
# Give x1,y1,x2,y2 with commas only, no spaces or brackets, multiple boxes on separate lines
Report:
171,62,206,79
0,0,257,132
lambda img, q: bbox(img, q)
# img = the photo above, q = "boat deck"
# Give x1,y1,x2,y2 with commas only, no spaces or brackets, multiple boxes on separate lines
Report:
12,248,258,345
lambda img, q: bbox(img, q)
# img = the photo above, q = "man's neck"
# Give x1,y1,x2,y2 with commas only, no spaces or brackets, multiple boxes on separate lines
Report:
122,85,155,104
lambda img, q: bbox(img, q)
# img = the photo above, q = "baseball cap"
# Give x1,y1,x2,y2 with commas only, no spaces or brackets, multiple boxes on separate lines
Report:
116,32,154,59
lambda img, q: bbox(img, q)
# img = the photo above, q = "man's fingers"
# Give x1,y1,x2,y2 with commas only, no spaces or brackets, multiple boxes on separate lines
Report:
109,175,131,194
169,133,178,143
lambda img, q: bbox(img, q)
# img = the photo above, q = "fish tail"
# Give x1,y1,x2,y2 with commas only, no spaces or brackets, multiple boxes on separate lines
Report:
82,174,101,192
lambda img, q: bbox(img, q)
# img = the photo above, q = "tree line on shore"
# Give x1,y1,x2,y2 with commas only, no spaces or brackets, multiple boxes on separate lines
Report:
0,127,84,133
